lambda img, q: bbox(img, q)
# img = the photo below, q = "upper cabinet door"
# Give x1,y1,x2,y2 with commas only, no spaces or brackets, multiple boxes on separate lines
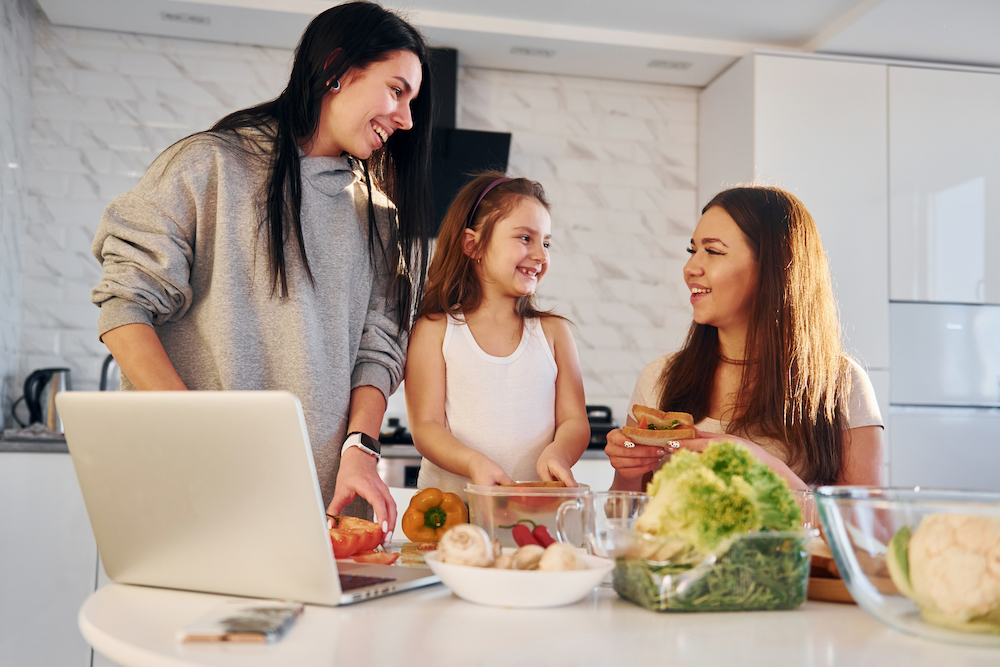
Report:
753,55,889,370
889,66,1000,304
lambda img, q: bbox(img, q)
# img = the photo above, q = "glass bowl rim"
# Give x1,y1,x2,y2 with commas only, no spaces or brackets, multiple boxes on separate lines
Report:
815,485,1000,504
464,482,591,496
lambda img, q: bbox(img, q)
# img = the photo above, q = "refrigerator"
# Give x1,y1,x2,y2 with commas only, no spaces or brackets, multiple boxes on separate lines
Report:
889,302,1000,492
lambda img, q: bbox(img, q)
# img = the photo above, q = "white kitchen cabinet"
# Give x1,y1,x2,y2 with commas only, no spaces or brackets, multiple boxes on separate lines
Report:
0,452,98,667
699,53,889,371
571,457,615,492
890,406,1000,492
889,66,1000,305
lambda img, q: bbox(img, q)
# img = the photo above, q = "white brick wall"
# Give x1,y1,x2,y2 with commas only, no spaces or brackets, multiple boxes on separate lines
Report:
19,19,291,403
12,14,699,425
0,0,35,429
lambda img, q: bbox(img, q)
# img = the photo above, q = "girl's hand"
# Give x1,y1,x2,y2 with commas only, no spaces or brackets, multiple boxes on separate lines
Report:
469,455,514,487
537,447,577,486
604,428,667,480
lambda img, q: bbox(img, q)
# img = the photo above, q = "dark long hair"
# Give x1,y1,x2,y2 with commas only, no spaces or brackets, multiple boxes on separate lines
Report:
417,172,561,325
210,1,433,330
657,186,851,486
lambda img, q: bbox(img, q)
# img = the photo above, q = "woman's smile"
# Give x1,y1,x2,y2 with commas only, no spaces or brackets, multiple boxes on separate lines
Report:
689,283,712,305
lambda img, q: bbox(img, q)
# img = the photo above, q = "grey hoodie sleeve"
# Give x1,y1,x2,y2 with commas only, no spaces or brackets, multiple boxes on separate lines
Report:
351,189,408,400
91,139,218,339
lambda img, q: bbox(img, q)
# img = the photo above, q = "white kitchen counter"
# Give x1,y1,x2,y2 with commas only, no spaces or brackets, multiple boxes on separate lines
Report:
80,582,998,667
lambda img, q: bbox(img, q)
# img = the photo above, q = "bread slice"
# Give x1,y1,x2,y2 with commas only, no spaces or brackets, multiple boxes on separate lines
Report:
632,405,693,429
621,426,697,446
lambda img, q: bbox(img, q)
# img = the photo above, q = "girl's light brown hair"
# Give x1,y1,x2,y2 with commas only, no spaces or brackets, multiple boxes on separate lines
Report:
416,171,558,322
657,186,852,486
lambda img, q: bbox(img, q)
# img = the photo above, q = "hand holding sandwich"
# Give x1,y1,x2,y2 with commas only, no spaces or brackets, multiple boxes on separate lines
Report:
622,405,697,445
605,405,696,488
607,404,809,491
605,426,667,485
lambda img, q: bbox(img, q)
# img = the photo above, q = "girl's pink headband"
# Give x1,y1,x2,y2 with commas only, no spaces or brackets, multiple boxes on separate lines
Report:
466,177,513,228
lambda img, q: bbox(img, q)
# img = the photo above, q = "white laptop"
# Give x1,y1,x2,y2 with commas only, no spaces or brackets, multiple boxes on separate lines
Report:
57,390,439,605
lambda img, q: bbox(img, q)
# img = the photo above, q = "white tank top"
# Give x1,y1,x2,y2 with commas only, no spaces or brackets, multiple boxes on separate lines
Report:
417,314,558,501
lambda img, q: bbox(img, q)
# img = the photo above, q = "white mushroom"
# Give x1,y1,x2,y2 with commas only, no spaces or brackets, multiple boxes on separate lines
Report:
438,524,496,567
492,553,515,569
512,544,546,570
538,542,582,571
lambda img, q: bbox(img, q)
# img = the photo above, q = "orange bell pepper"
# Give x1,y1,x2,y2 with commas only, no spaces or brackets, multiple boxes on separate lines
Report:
401,487,468,542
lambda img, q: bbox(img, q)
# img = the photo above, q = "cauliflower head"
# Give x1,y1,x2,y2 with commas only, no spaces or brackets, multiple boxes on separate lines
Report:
905,513,1000,627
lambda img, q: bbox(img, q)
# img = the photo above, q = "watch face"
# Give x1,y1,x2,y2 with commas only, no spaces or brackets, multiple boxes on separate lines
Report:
359,433,381,455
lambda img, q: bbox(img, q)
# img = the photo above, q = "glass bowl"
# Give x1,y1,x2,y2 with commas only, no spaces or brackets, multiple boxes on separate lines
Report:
815,486,1000,646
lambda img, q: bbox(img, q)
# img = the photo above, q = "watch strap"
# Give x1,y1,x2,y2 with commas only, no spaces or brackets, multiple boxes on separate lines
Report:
341,431,381,460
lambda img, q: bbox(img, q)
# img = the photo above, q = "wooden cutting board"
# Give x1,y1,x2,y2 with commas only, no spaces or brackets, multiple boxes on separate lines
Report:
807,577,854,604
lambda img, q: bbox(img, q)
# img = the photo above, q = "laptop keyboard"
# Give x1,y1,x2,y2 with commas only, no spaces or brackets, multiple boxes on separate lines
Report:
339,574,395,592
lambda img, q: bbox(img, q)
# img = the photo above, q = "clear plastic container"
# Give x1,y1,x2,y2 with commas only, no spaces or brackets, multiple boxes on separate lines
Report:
466,483,590,548
611,529,811,612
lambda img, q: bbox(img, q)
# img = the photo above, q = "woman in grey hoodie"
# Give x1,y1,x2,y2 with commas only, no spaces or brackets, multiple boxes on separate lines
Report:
91,2,434,539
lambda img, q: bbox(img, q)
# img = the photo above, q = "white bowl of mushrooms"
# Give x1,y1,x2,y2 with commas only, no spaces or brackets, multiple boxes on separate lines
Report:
424,524,614,608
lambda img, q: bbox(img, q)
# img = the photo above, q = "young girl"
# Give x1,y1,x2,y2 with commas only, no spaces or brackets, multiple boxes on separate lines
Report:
405,173,590,499
606,186,884,491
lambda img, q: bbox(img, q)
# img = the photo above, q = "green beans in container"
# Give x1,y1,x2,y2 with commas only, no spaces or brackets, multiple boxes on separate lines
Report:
613,439,811,612
612,529,811,612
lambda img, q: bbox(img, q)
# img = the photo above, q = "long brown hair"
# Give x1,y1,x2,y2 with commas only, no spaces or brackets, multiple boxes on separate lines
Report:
657,186,851,485
210,2,432,333
417,172,558,323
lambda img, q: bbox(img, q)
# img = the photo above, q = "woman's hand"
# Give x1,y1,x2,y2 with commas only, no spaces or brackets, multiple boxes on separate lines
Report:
327,447,397,543
682,430,809,490
681,429,770,458
604,428,667,481
537,446,578,486
469,454,513,487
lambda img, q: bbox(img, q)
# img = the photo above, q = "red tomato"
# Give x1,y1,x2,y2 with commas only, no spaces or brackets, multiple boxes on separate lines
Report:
638,416,647,429
329,528,360,558
351,552,399,565
335,516,384,552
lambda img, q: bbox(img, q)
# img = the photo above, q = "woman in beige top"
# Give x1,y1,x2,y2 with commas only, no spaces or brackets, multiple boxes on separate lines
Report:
607,186,884,491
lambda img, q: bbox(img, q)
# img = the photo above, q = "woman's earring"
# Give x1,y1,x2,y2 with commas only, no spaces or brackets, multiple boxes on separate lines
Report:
327,78,340,92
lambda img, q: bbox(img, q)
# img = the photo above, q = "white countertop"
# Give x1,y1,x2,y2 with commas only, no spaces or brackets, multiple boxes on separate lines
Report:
80,582,998,667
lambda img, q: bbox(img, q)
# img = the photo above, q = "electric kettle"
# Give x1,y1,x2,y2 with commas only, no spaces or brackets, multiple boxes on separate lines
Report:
12,367,72,433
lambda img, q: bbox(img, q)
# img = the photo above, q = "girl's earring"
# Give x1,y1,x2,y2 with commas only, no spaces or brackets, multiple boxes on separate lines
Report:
327,79,340,92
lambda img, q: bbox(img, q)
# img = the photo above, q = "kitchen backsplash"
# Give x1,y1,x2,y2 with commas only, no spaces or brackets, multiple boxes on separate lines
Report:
0,0,36,429
8,11,698,424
